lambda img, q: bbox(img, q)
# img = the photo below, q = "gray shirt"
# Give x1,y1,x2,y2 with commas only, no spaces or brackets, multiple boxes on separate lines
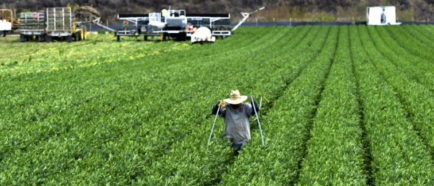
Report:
212,102,258,144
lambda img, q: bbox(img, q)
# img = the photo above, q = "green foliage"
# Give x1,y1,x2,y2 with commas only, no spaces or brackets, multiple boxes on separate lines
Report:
350,25,433,185
222,25,339,185
0,25,433,185
97,30,107,35
297,26,367,185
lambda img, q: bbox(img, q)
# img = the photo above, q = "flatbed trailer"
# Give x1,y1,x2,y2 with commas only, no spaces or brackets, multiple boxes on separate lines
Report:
114,9,232,42
19,7,87,42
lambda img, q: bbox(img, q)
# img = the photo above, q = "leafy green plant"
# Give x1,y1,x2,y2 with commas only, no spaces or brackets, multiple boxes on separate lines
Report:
0,25,433,185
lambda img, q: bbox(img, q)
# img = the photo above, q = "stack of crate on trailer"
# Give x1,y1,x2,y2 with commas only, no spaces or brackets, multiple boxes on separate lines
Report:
46,7,73,41
19,7,86,42
19,12,45,41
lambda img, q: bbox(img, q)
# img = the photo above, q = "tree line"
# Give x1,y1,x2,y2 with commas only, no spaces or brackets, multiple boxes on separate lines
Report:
1,0,432,22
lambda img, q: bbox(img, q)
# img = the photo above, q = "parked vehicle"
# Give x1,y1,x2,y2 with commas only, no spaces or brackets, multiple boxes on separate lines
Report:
19,7,87,42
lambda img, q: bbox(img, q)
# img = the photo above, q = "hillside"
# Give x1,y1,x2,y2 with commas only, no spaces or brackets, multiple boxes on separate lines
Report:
1,0,432,22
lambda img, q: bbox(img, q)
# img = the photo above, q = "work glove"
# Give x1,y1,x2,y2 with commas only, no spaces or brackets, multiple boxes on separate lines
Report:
217,100,226,107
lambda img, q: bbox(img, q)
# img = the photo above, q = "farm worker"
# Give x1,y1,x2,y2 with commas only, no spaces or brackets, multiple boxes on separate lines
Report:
123,20,129,30
162,9,167,22
211,90,259,153
162,9,167,17
381,8,387,24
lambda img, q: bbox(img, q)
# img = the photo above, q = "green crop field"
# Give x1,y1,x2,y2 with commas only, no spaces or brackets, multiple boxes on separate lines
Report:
0,25,433,185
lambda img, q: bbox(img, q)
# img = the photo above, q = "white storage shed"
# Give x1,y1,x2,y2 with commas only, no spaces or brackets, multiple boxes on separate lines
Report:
366,6,401,25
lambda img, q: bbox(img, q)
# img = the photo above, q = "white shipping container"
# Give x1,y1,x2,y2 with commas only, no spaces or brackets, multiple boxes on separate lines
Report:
367,6,401,25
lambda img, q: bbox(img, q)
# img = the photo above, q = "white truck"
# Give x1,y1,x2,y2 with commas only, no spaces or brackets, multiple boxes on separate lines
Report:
0,9,15,37
0,20,11,37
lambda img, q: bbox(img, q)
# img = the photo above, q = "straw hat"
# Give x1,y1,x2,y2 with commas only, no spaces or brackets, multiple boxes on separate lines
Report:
224,90,248,105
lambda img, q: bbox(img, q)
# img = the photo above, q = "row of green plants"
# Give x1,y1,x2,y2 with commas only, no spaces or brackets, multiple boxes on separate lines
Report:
421,25,434,34
56,26,304,184
0,34,108,58
1,27,263,123
0,41,183,138
137,26,327,185
221,26,338,185
0,37,187,76
361,26,434,168
350,25,433,185
411,25,434,38
0,26,292,184
297,26,367,185
0,27,262,130
0,27,264,161
371,26,433,91
222,25,434,185
383,26,434,62
44,26,293,184
1,25,433,184
400,25,434,50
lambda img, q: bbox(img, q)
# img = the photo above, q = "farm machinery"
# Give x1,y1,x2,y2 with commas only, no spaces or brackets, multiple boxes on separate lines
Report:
110,7,265,43
19,7,87,42
0,9,19,37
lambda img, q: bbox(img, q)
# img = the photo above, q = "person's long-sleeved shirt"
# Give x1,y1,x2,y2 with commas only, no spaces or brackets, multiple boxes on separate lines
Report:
211,100,259,144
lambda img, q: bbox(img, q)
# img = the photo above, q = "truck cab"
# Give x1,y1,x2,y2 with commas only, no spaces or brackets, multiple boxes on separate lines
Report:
163,9,187,30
